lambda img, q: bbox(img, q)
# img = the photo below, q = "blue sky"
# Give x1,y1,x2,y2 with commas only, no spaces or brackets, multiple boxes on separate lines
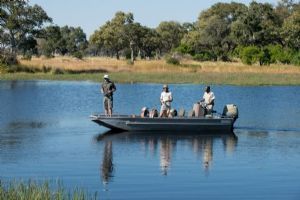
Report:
29,0,279,38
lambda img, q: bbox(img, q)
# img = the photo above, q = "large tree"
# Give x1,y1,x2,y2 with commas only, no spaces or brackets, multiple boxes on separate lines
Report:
231,2,282,46
0,0,52,54
182,2,246,60
90,11,133,59
156,21,185,53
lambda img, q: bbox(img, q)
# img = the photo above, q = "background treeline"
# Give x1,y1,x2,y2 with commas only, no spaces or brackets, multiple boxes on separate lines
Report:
1,0,300,68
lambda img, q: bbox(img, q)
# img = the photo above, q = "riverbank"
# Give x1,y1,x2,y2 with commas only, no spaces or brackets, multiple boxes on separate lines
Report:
1,56,300,85
1,71,300,85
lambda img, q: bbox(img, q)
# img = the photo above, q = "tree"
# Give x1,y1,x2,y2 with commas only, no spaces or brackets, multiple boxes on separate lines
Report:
90,11,133,59
282,8,300,50
0,0,52,55
39,25,61,57
60,26,88,57
231,2,281,46
183,2,247,60
156,21,185,53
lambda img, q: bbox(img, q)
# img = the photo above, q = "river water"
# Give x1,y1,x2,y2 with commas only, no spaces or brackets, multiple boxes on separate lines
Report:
0,81,300,199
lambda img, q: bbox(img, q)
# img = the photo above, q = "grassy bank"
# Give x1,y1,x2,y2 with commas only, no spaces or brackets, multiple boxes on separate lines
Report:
0,180,97,200
1,71,300,85
1,56,300,85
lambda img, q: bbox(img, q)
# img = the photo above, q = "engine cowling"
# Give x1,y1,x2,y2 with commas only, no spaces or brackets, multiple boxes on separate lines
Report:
222,104,238,121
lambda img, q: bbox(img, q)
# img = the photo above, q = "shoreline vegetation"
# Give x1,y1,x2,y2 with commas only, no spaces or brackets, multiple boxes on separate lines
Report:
0,180,97,200
1,56,300,85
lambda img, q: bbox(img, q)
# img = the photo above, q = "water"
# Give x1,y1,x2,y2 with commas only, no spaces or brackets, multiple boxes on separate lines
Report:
0,81,300,199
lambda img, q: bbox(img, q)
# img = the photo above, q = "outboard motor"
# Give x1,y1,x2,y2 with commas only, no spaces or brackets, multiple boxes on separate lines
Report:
140,107,149,118
222,104,238,121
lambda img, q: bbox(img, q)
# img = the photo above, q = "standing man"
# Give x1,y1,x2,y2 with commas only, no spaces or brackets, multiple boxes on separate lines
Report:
101,74,116,116
201,86,215,114
160,84,173,117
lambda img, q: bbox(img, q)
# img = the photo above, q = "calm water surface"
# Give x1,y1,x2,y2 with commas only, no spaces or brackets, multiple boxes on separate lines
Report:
0,81,300,199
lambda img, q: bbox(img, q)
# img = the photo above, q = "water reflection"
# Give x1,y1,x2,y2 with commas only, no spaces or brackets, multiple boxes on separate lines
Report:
101,141,114,184
97,131,238,183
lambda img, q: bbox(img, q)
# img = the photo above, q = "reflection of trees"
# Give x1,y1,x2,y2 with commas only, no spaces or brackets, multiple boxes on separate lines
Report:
101,141,114,184
160,138,173,175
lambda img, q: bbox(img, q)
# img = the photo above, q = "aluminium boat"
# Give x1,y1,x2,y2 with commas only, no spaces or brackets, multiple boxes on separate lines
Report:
90,114,237,132
90,104,238,133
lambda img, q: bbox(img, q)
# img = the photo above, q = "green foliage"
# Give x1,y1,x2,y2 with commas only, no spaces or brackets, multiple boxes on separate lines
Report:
291,52,300,66
175,43,194,55
157,21,186,53
0,180,97,200
193,52,217,61
72,51,83,59
259,48,271,65
267,45,292,64
166,56,180,65
0,51,18,66
0,1,52,54
240,46,262,65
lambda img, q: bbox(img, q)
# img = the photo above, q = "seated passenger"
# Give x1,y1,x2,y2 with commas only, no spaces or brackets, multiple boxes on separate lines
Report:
200,86,215,114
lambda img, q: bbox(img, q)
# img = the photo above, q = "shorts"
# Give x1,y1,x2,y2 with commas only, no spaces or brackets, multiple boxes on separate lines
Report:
103,96,113,110
160,103,171,113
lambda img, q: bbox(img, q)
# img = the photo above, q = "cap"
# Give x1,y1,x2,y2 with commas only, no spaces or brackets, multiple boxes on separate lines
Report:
163,84,168,88
103,74,109,79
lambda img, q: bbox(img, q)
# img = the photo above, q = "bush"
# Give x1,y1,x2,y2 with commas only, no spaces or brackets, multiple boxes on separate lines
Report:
72,51,83,59
267,45,292,64
166,56,180,65
240,46,262,65
0,51,18,66
175,43,194,55
291,52,300,66
259,48,271,65
193,52,217,61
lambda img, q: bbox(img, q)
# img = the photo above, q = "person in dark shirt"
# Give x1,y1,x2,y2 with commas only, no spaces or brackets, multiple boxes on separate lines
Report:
101,74,116,116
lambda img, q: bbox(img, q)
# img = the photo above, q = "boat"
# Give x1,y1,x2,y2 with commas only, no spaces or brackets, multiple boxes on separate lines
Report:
90,104,238,133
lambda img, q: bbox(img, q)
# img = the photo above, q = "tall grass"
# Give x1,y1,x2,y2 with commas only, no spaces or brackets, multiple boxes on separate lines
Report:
1,71,300,85
18,56,300,74
0,180,97,200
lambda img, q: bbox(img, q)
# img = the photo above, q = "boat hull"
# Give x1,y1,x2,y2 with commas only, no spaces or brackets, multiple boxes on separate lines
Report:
91,115,235,133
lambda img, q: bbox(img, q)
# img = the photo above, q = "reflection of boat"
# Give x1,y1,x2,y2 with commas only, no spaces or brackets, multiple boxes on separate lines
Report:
96,131,238,180
90,114,237,133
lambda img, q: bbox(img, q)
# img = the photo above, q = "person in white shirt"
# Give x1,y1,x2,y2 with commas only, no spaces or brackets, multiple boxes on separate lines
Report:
160,84,173,117
201,86,215,114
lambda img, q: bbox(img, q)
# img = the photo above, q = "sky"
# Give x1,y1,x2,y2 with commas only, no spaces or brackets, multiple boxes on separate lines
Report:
29,0,279,38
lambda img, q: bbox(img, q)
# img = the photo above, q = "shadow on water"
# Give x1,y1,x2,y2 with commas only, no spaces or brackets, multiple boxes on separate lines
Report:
96,130,238,184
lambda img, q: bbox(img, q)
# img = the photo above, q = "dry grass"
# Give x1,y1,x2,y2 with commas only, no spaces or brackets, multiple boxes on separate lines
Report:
19,56,300,74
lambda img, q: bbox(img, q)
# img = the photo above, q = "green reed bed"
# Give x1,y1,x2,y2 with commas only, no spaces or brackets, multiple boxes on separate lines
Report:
0,180,97,200
1,71,300,85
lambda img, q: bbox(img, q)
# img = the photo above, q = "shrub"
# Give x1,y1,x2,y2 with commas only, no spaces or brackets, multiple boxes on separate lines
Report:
0,51,18,66
72,51,83,59
291,52,300,66
267,45,292,64
259,48,271,65
166,56,180,65
240,46,262,65
193,52,217,61
175,43,194,55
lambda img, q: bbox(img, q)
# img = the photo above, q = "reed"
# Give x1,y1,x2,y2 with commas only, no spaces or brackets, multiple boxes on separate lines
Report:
0,180,97,200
